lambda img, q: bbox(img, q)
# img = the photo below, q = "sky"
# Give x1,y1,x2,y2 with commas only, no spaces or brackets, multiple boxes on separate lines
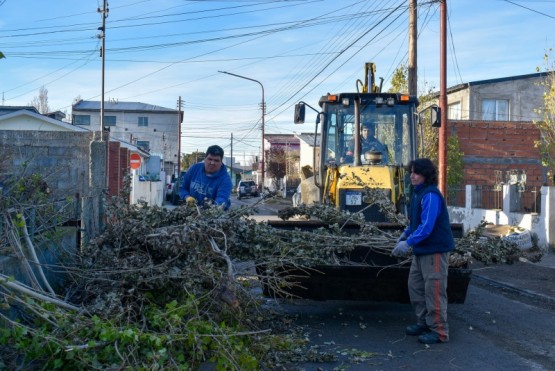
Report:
1,0,554,164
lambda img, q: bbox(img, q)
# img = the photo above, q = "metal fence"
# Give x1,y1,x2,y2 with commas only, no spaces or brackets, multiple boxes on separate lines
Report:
469,184,541,214
471,185,503,210
446,186,466,207
514,186,541,214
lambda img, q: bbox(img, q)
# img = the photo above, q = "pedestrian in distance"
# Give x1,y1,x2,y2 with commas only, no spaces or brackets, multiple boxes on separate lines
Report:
178,145,232,210
392,158,455,344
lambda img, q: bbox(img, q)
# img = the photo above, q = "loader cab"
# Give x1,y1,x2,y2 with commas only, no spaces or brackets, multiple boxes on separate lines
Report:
315,93,418,186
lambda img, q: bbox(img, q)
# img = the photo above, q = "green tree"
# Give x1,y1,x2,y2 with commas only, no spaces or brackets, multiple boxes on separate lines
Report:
388,64,463,188
534,49,555,184
388,64,409,94
181,151,205,171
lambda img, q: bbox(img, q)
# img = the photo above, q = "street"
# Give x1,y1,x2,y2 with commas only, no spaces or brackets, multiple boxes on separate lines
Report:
232,195,555,370
269,283,555,370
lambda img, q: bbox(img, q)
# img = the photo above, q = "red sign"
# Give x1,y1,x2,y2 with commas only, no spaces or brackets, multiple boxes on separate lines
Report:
130,153,142,169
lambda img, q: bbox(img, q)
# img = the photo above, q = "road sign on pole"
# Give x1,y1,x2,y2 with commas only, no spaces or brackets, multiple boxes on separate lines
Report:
130,153,141,170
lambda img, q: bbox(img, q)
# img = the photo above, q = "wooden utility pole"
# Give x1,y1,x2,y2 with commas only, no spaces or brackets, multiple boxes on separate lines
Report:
230,133,234,185
98,0,107,137
438,0,448,195
177,96,182,175
408,0,417,96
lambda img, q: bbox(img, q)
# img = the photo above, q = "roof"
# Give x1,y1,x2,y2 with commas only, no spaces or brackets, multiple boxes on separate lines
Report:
0,106,39,116
72,100,177,113
0,109,90,132
444,72,550,95
295,133,320,147
264,134,299,144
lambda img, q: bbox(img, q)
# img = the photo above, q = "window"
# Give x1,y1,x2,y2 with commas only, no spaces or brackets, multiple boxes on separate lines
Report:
448,102,461,120
104,115,117,126
136,140,150,151
74,115,90,125
482,99,509,121
138,116,148,127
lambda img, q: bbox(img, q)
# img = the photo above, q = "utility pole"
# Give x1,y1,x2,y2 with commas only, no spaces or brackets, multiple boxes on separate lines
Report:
177,96,183,176
230,133,234,186
98,0,108,137
438,0,448,195
97,0,109,191
408,0,417,96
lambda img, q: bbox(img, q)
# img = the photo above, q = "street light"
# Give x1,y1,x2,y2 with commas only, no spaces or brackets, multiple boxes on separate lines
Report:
218,70,265,188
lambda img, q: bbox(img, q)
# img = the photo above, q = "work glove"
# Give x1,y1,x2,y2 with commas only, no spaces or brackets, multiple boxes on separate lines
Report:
392,241,411,257
396,231,408,243
185,196,197,207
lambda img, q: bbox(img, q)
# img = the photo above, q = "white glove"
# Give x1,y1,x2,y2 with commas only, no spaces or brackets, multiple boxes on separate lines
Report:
396,231,408,243
392,241,411,257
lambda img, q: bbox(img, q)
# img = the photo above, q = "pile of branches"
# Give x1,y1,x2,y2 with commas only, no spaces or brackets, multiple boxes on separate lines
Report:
1,194,396,369
0,184,541,369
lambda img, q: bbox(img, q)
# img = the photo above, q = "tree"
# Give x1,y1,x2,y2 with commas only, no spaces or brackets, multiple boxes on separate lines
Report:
388,64,409,94
266,147,287,189
388,64,463,188
181,151,205,171
28,86,50,114
534,49,555,184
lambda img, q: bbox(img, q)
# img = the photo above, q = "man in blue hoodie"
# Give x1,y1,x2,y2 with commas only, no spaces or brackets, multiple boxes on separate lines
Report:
392,158,455,344
178,145,232,210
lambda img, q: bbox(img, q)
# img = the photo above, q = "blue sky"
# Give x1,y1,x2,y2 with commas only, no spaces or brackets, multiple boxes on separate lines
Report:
1,0,554,162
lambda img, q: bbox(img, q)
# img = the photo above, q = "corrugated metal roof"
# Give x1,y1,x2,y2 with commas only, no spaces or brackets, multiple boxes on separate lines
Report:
0,106,39,116
439,72,550,96
72,100,176,113
264,133,298,143
295,133,320,147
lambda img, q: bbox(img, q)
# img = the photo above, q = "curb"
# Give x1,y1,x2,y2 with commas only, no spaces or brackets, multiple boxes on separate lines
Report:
472,274,555,307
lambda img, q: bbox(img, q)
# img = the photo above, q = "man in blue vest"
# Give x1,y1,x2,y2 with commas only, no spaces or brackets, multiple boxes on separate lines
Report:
393,158,455,344
179,145,232,210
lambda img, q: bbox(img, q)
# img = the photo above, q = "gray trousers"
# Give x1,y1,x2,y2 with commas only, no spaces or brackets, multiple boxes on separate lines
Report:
408,252,450,341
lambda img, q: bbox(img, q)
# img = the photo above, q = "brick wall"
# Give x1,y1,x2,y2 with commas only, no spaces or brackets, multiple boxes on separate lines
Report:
108,142,131,197
449,120,546,187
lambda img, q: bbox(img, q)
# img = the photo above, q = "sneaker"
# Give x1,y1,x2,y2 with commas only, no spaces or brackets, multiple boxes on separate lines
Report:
405,324,430,336
418,332,446,344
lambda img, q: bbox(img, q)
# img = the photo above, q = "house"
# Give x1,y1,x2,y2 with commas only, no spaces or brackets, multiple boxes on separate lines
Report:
444,72,548,122
0,108,89,133
441,73,549,191
294,133,320,171
264,134,301,180
71,100,180,179
0,107,159,204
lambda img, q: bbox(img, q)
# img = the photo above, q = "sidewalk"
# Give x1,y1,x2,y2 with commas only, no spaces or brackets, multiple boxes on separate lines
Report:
470,248,555,305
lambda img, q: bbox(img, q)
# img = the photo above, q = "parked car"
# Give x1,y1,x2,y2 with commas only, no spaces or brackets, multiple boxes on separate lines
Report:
236,180,259,199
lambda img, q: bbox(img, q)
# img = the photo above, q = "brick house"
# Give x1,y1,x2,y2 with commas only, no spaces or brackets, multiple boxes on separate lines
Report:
442,73,549,195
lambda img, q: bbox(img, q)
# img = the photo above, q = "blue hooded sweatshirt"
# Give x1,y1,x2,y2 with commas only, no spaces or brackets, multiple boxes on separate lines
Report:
178,162,232,210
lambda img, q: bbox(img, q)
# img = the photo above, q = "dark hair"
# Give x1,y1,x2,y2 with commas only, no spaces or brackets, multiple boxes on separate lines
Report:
206,145,224,159
409,158,438,185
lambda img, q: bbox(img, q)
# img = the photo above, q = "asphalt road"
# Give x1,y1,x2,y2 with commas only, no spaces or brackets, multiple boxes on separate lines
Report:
268,282,554,371
235,196,555,371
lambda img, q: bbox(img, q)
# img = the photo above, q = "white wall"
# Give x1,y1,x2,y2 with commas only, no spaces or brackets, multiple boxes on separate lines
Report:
130,171,164,206
448,185,554,249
